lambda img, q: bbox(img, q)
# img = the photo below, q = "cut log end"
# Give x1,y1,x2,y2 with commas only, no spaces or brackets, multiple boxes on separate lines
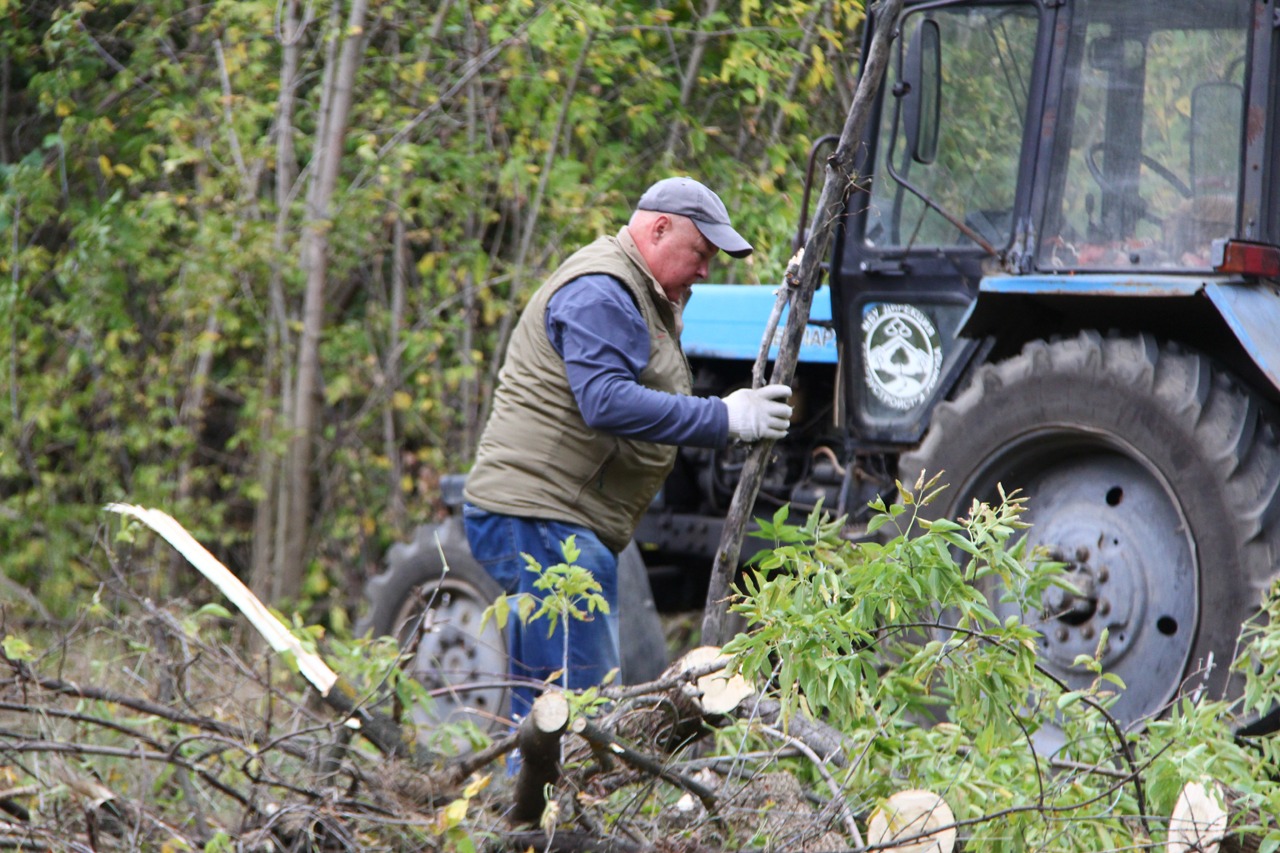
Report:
677,646,755,716
530,689,570,734
1166,781,1228,853
866,789,957,853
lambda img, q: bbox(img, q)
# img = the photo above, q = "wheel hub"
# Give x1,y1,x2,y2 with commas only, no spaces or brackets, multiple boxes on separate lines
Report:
394,584,508,736
994,452,1197,724
1036,535,1141,670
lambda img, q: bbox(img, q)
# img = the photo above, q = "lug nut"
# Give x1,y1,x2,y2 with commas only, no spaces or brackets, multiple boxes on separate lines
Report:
1043,586,1064,610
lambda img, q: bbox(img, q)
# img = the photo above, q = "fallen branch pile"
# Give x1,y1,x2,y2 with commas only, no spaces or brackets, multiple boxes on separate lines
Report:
0,507,967,853
3,506,1278,851
0,586,863,852
4,605,1257,853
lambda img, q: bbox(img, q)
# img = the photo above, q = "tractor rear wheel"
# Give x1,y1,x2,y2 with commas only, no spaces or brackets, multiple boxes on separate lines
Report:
898,331,1280,727
362,518,509,735
362,516,669,736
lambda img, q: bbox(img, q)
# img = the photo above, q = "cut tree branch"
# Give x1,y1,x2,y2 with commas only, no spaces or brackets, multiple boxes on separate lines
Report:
702,0,905,646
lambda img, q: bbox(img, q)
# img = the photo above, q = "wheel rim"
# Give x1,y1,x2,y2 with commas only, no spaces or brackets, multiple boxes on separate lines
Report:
392,577,508,735
964,431,1198,727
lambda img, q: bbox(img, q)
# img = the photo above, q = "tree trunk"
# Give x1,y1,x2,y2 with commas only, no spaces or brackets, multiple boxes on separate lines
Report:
762,3,827,156
280,0,370,601
383,188,408,531
251,0,304,603
512,691,572,824
664,0,719,159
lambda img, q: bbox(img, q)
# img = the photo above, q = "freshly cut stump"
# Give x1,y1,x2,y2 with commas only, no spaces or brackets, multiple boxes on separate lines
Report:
1165,781,1228,853
866,789,956,853
512,691,571,824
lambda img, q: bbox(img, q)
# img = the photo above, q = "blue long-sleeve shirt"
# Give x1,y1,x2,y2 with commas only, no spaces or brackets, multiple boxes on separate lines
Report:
545,274,728,448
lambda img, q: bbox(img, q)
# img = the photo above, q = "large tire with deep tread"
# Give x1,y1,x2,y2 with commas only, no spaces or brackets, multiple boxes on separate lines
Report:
898,331,1280,727
361,517,670,732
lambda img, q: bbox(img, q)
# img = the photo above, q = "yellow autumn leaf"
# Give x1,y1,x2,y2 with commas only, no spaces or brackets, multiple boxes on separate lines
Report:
442,797,468,828
463,774,491,798
806,45,829,91
99,155,112,175
392,390,412,411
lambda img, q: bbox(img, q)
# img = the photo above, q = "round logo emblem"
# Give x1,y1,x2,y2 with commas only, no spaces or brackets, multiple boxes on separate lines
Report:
861,304,943,410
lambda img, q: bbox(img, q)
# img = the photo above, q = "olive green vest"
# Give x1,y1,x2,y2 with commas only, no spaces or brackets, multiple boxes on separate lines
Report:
464,228,692,553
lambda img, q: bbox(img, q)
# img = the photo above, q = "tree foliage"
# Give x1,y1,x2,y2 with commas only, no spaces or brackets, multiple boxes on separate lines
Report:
1,0,865,614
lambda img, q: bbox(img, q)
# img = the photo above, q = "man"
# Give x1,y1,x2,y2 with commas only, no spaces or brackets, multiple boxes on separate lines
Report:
463,176,792,719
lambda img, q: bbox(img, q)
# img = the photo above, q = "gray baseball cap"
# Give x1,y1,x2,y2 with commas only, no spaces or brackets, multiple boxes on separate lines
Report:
636,177,753,258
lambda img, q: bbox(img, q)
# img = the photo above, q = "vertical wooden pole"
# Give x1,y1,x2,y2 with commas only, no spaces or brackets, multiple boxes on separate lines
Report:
702,0,906,645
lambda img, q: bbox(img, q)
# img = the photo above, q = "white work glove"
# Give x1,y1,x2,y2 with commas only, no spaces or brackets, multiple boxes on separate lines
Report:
723,384,793,442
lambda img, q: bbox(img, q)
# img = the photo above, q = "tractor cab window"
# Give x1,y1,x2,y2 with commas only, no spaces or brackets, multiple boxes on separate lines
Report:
864,4,1040,252
1038,1,1247,270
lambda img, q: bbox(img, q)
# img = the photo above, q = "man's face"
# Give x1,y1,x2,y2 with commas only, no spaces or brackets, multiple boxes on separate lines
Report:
649,215,718,303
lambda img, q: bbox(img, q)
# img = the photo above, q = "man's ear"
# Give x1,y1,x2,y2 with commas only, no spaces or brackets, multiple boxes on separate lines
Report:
650,213,672,241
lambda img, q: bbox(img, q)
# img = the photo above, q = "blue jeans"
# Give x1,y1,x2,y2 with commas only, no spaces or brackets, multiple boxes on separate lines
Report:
462,504,621,720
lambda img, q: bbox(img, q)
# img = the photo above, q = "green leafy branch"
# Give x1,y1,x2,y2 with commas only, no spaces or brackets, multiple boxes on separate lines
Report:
482,535,615,711
719,477,1186,848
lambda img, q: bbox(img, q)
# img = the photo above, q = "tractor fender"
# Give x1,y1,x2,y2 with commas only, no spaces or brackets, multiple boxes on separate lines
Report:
965,273,1280,400
1203,280,1280,394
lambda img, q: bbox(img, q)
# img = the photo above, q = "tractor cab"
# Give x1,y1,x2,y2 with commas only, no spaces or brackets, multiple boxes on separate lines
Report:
836,0,1275,446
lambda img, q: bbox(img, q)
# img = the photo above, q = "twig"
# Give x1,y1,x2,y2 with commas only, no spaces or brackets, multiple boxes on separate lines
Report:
758,724,863,846
573,720,718,811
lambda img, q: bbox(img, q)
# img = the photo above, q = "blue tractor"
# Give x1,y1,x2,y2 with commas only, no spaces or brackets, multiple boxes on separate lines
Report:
366,0,1280,734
